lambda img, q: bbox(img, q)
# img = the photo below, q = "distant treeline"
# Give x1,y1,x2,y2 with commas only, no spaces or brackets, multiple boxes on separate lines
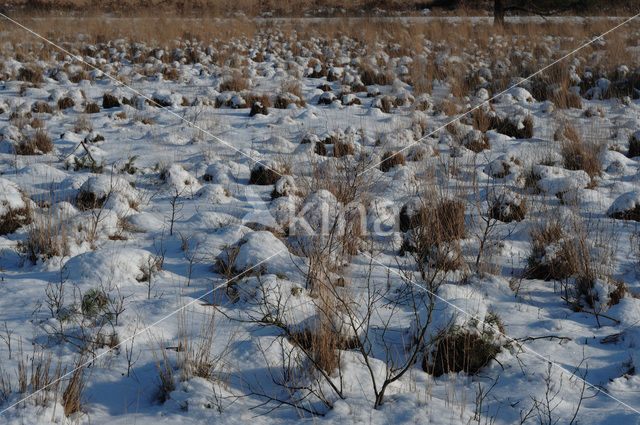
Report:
2,0,639,15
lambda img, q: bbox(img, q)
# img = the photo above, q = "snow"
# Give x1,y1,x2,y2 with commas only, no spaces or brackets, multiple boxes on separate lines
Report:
0,178,26,216
1,15,640,425
608,190,640,215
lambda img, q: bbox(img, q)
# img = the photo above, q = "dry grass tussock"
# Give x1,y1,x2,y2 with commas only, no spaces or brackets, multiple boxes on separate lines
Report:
400,191,467,271
555,123,604,179
20,204,71,263
15,130,53,155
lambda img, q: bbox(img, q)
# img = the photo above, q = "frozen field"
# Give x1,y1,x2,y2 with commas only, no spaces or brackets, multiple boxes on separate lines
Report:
1,14,640,424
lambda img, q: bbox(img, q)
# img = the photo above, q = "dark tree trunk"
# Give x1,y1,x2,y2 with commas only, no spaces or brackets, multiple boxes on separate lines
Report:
494,0,505,27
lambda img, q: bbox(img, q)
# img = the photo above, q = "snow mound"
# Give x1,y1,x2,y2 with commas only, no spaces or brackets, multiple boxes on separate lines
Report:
0,178,26,216
194,184,231,204
608,190,640,216
161,164,202,195
64,247,156,287
77,175,139,215
234,231,293,275
533,165,590,195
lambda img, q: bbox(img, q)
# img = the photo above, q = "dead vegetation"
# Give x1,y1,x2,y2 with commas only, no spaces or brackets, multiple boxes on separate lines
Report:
219,72,250,92
423,327,502,377
526,220,577,281
400,194,466,271
15,130,53,155
379,151,406,172
555,123,603,178
21,207,70,263
0,203,31,236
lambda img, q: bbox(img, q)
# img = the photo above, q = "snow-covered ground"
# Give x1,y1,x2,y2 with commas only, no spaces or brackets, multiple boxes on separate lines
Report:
1,16,640,424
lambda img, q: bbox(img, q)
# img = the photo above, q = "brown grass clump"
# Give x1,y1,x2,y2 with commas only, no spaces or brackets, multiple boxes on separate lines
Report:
17,67,43,85
219,72,249,92
249,101,268,116
84,102,100,114
436,99,458,117
609,204,640,222
400,199,465,239
102,93,120,109
0,205,31,235
400,197,466,270
21,207,70,263
31,101,52,114
489,193,526,223
289,319,359,374
62,358,88,417
244,92,271,108
474,110,534,139
30,117,43,128
526,221,578,281
556,124,603,178
462,130,490,153
360,66,394,86
57,96,75,110
627,132,640,158
15,130,53,155
423,328,501,377
76,190,107,210
333,141,355,158
379,151,406,172
552,89,582,110
249,163,286,185
69,70,91,83
162,67,180,81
